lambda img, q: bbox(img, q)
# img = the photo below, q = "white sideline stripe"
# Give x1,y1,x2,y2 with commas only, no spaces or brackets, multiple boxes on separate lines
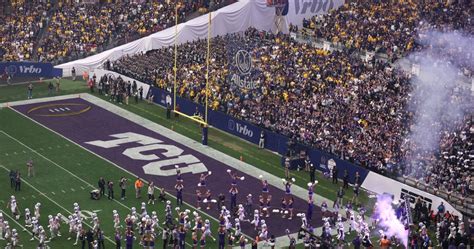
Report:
0,165,115,245
0,209,33,236
5,103,241,245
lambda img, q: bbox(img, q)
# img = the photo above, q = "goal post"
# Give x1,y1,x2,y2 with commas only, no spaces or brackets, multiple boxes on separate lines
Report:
172,4,210,145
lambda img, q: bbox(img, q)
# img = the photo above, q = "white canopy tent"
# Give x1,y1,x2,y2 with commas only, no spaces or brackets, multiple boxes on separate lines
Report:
56,0,343,76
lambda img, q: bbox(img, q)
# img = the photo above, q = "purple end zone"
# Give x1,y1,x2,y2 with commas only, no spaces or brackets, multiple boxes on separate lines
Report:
13,98,323,237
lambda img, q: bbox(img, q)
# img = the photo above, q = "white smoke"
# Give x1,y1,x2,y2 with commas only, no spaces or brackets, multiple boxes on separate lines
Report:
397,29,473,174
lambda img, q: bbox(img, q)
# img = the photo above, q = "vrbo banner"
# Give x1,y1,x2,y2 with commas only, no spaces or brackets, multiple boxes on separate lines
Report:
285,0,344,28
0,62,62,78
148,85,370,184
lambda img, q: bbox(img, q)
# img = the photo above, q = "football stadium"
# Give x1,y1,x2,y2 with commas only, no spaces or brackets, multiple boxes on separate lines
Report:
0,0,472,248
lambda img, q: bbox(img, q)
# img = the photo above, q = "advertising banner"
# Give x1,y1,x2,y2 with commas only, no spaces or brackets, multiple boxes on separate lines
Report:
0,62,62,78
285,0,344,27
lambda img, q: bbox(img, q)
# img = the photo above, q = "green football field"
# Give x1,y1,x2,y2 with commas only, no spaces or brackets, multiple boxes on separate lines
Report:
0,79,375,248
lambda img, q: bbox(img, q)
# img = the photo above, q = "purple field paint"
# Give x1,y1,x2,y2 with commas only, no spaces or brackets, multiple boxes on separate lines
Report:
13,98,323,237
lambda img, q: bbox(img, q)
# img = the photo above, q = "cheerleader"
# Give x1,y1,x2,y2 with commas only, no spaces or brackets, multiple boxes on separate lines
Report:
229,186,238,211
259,195,271,218
227,169,244,187
283,179,293,195
124,214,133,231
203,189,212,210
259,175,269,195
192,212,203,231
307,181,317,202
238,235,247,249
228,232,235,248
192,231,199,249
175,180,184,206
306,199,314,222
196,190,203,209
286,196,294,220
175,166,183,183
198,171,212,188
321,201,328,214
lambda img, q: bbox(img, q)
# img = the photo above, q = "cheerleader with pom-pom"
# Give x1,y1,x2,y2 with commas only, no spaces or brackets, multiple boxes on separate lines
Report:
227,169,245,187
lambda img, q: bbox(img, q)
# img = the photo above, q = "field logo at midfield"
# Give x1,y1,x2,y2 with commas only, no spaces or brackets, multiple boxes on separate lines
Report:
85,132,208,176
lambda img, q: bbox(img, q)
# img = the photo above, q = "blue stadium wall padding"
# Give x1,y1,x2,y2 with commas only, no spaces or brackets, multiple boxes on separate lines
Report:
0,62,63,78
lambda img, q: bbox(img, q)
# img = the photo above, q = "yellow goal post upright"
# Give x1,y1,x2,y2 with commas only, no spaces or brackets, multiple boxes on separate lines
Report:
172,3,211,145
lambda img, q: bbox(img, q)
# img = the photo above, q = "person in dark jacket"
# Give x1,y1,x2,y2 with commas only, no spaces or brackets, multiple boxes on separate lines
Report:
98,177,106,197
353,234,361,249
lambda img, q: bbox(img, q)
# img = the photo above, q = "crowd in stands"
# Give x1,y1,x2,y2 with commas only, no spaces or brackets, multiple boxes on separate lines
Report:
0,0,236,63
303,0,473,61
0,0,51,61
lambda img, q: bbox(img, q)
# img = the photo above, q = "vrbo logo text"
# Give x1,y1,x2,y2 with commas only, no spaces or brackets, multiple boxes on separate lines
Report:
19,65,42,74
294,0,335,15
228,120,254,138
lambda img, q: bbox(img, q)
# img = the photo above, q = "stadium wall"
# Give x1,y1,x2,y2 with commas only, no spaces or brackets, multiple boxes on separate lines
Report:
362,172,463,218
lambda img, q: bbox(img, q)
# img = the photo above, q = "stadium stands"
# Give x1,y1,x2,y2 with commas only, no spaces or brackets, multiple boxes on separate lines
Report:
303,0,473,61
0,0,236,63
